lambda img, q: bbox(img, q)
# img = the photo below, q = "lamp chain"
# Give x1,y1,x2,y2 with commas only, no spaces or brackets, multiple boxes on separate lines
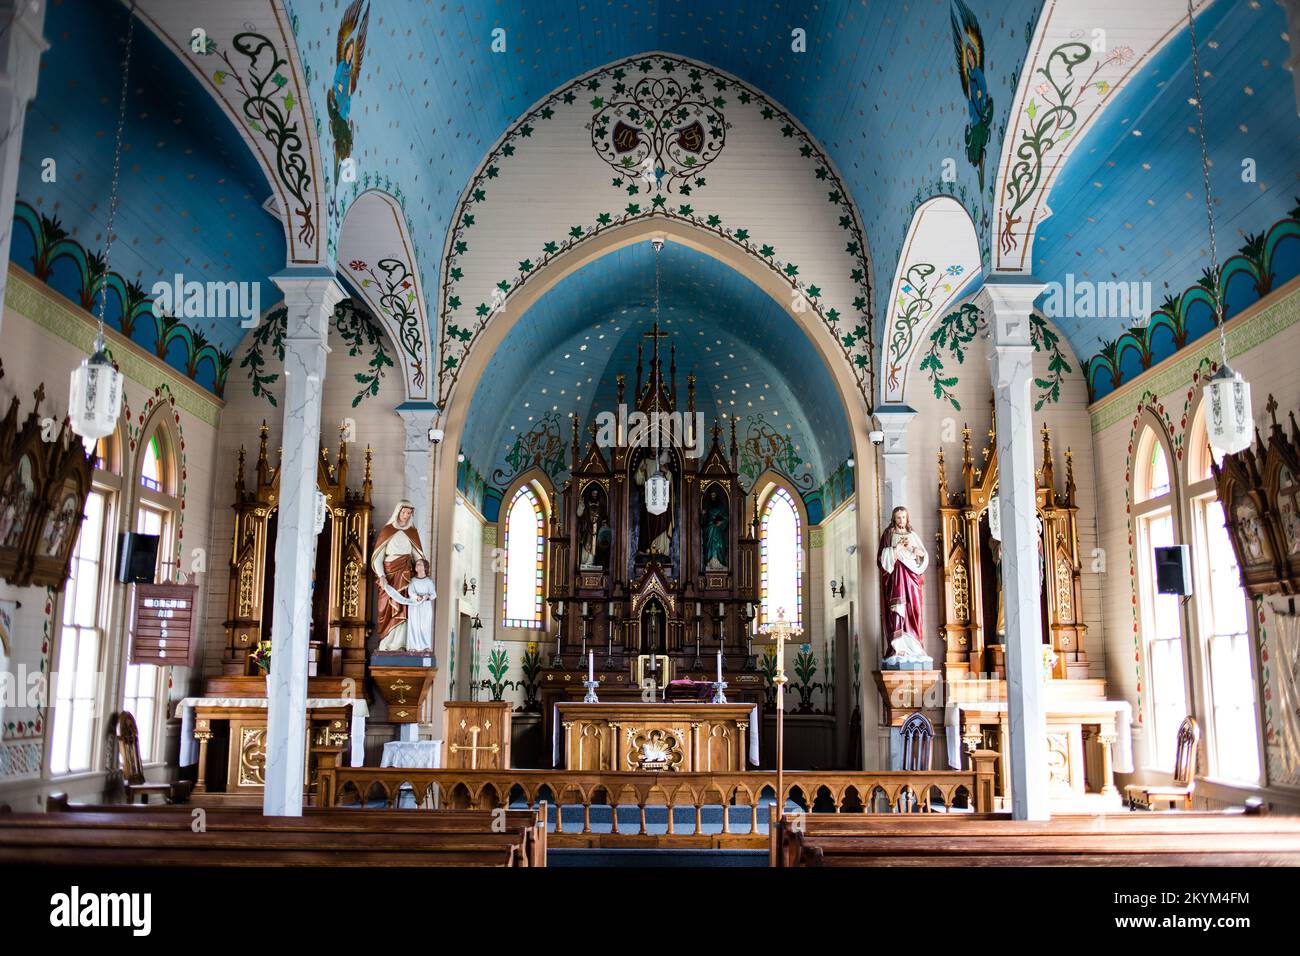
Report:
97,3,137,353
1186,0,1225,364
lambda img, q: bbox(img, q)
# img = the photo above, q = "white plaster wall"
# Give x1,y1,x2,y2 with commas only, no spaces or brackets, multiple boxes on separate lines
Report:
0,278,219,805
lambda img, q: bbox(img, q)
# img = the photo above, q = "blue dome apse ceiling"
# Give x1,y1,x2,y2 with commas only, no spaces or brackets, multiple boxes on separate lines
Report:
1030,0,1300,399
9,0,285,394
285,0,1042,353
462,240,852,503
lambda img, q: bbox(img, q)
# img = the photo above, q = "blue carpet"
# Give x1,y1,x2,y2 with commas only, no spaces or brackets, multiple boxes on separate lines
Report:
548,848,768,867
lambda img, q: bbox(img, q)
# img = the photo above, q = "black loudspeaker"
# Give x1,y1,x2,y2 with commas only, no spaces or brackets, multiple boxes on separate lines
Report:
116,532,160,584
1155,544,1193,596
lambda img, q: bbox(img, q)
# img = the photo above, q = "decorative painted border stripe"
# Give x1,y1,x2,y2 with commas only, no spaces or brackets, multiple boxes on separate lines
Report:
5,267,223,429
437,53,877,411
1088,276,1300,434
0,739,42,781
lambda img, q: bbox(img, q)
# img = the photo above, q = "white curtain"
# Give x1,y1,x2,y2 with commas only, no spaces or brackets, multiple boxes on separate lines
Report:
1273,610,1300,777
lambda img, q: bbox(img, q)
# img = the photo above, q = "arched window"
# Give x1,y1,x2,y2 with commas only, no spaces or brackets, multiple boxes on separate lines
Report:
123,420,180,761
501,484,544,629
1132,424,1186,771
759,486,803,632
1186,405,1259,782
139,434,164,491
49,426,121,776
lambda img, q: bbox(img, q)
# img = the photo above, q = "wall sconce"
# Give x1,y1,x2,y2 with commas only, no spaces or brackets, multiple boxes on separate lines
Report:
462,576,477,595
829,580,845,599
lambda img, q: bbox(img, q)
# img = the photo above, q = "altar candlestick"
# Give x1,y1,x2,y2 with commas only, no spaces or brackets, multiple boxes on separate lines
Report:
588,650,594,682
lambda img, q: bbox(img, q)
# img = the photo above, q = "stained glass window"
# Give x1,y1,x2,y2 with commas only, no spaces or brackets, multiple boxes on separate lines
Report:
502,484,544,629
760,486,802,631
140,435,163,492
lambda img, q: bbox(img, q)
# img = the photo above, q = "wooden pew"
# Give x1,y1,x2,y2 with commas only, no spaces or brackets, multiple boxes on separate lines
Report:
770,808,1300,867
0,795,545,867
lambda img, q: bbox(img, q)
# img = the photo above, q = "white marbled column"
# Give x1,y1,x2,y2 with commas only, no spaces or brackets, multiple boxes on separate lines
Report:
263,273,345,817
0,0,47,337
980,281,1050,821
873,405,916,517
395,404,439,551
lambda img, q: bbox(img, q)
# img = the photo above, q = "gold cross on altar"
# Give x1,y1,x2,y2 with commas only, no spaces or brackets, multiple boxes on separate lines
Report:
449,718,499,769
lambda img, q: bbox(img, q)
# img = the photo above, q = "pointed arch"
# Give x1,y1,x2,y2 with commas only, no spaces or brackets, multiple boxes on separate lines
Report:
751,472,811,634
337,189,432,401
497,467,556,632
883,196,982,406
134,1,327,265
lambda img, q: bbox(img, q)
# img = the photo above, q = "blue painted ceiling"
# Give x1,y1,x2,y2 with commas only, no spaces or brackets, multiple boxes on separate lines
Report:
462,240,851,487
1032,0,1300,368
13,0,283,371
286,0,1041,351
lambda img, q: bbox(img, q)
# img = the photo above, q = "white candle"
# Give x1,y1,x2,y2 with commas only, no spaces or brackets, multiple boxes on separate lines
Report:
695,601,702,617
582,601,588,616
588,650,594,682
718,602,724,616
716,649,723,683
607,601,614,616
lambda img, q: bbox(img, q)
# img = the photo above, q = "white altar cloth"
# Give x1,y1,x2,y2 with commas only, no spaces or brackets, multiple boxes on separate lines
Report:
944,699,1133,773
175,697,369,767
551,702,760,767
381,739,443,769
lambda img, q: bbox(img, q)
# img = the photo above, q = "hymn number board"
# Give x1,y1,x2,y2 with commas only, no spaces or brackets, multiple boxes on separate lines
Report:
131,583,198,665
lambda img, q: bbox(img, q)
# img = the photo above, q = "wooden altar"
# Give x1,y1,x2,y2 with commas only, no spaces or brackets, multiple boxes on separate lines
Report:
947,678,1128,806
914,411,1132,806
555,702,756,772
934,417,1088,680
220,421,373,680
183,675,361,801
517,320,768,758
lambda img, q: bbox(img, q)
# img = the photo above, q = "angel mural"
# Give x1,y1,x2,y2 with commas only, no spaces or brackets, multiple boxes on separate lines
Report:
951,0,993,191
327,0,370,178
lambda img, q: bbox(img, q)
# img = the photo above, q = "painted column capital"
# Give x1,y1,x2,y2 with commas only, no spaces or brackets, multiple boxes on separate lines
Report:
395,403,442,453
271,272,347,343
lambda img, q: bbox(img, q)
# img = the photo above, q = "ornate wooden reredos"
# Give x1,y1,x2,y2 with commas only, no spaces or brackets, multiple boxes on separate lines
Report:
935,409,1087,682
1212,395,1300,595
544,320,759,670
222,421,373,679
0,363,95,590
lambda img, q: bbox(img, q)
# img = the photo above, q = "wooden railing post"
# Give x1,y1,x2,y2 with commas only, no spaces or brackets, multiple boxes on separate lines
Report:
316,752,338,808
970,749,998,812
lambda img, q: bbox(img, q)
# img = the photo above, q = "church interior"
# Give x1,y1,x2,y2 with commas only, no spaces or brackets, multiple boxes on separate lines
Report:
3,0,1300,891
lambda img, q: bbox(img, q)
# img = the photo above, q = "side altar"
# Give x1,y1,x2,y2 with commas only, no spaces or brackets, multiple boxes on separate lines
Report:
187,425,379,799
874,415,1132,806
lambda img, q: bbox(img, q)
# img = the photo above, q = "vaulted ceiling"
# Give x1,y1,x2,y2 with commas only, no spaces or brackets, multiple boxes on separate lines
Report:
462,239,851,490
10,0,284,391
9,0,1298,411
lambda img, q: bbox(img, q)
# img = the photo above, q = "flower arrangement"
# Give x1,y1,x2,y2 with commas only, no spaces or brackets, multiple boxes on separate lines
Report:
249,640,272,674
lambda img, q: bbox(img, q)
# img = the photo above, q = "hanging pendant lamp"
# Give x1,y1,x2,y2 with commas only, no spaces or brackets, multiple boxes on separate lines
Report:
69,5,135,446
644,239,670,516
1185,0,1253,456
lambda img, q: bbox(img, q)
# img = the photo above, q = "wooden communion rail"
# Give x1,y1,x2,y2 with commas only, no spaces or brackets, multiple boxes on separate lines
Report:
315,752,998,844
